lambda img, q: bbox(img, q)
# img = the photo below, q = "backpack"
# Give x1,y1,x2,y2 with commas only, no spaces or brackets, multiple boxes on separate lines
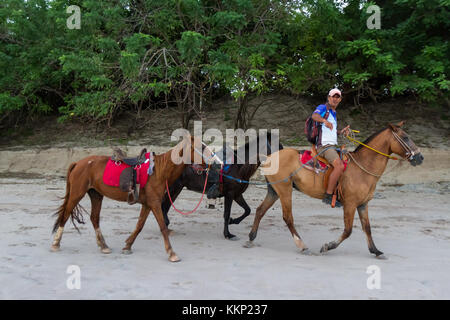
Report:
304,106,330,145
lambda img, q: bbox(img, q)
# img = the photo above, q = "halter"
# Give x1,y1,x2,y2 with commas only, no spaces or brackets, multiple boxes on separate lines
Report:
198,141,224,165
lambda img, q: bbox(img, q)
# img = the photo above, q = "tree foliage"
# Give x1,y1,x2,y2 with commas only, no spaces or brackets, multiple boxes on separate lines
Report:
0,0,448,128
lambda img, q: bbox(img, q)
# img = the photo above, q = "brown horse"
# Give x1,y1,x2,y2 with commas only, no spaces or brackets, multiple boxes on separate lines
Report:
247,121,424,258
51,135,217,262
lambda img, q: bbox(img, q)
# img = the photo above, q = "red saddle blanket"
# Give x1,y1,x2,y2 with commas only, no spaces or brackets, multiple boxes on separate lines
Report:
299,150,347,172
300,150,328,169
103,152,152,188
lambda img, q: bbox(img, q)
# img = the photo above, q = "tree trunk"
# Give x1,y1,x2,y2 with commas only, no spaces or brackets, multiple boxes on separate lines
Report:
234,94,249,129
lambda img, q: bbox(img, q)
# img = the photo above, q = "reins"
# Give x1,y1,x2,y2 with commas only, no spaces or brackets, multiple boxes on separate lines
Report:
344,128,414,177
346,135,401,160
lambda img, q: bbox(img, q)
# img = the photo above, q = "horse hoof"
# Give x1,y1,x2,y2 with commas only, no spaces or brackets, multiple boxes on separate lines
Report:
208,205,215,209
50,245,60,252
169,254,181,262
376,254,387,260
122,248,133,255
320,244,328,253
243,241,254,248
301,248,314,256
101,247,112,254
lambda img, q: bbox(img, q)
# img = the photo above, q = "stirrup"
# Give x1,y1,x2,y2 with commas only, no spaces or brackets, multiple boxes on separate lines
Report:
322,193,342,208
127,188,139,205
331,193,342,208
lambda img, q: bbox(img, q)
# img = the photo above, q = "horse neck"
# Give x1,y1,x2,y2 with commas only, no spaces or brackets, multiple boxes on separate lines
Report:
351,130,393,177
154,150,186,184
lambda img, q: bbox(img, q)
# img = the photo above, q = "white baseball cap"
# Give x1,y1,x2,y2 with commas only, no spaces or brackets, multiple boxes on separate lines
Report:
328,88,342,97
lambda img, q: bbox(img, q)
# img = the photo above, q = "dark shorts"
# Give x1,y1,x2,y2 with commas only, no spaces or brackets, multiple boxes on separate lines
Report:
317,144,339,164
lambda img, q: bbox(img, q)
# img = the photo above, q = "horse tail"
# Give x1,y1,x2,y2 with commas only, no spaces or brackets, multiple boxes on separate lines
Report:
52,162,86,234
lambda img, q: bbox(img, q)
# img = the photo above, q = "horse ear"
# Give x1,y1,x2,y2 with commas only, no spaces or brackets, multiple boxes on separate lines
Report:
396,120,406,127
388,123,399,132
389,120,405,132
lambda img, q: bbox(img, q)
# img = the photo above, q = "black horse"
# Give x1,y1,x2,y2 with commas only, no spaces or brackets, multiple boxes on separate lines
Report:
162,131,283,240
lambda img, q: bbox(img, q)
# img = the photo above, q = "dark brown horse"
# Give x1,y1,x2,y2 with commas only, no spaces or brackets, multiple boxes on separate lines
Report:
247,122,424,258
161,131,283,240
51,136,217,262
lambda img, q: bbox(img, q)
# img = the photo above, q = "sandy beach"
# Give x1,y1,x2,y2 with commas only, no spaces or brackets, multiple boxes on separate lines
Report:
0,146,449,299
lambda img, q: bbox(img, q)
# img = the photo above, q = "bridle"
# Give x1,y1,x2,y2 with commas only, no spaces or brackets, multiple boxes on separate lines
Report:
346,128,419,177
346,128,417,162
391,130,418,162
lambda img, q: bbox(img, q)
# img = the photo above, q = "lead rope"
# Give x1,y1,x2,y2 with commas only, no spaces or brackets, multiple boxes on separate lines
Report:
165,168,210,216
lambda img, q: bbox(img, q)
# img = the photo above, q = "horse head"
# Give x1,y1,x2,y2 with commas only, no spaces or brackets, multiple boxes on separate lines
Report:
173,135,220,167
252,130,284,165
388,121,424,166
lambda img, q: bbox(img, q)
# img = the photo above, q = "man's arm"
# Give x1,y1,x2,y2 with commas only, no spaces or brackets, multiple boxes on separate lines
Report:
338,125,350,136
312,113,333,130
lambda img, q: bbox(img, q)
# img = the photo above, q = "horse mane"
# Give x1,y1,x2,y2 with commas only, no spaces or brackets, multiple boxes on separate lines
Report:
353,127,389,152
154,140,186,179
234,131,283,163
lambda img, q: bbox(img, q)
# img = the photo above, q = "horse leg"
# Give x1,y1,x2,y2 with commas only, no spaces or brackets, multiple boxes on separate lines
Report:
320,204,357,254
51,177,88,252
87,189,111,254
229,194,251,225
152,205,180,262
247,185,279,246
51,199,86,251
223,195,238,240
279,189,310,254
357,203,385,259
161,178,184,230
122,205,151,254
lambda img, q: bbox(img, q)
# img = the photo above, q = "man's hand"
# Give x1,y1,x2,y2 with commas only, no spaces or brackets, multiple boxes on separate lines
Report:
340,125,350,136
324,120,333,130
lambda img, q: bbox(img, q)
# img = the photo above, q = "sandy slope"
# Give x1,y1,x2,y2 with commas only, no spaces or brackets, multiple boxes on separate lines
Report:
0,147,449,299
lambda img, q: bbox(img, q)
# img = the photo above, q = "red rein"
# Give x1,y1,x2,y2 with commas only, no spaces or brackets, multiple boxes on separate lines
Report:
165,170,209,216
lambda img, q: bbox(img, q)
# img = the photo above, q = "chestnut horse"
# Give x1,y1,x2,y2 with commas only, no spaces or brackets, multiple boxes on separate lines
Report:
51,136,217,262
247,122,424,258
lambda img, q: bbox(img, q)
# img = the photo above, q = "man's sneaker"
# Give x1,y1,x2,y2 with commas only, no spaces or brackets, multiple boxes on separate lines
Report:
322,193,342,208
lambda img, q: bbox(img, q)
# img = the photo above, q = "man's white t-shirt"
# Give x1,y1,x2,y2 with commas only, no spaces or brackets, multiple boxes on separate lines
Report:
321,112,337,146
313,104,338,146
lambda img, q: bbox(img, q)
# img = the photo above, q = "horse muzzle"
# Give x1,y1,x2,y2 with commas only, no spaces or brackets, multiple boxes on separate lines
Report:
409,152,424,166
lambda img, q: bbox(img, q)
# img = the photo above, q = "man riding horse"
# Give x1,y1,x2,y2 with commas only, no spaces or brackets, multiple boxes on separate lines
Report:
311,88,350,207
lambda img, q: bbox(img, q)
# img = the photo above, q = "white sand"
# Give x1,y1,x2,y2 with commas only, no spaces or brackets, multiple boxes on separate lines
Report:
0,147,449,299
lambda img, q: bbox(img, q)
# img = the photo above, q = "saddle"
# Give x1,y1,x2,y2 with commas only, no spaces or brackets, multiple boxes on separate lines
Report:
112,148,147,166
111,148,147,205
310,144,348,208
